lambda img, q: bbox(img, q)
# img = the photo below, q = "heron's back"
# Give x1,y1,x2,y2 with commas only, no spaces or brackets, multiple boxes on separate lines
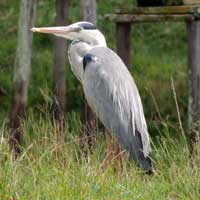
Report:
82,46,152,172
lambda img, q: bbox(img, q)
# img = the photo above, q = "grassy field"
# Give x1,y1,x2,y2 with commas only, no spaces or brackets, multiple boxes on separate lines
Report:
0,0,200,199
0,114,200,199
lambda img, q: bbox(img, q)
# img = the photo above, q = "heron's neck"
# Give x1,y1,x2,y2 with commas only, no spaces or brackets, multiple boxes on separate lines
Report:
68,31,107,81
91,32,107,47
68,41,92,82
84,29,107,47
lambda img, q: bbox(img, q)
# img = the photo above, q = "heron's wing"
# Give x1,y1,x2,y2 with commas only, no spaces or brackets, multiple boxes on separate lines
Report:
82,47,151,168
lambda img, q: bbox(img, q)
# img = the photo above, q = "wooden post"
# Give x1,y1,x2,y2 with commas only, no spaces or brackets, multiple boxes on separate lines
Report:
9,0,37,158
80,0,96,156
53,0,69,121
186,20,200,162
116,22,131,69
80,0,96,23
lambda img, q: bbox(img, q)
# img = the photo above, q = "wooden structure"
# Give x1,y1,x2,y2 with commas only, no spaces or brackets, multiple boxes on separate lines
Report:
53,0,69,121
80,0,97,157
9,0,37,158
137,0,199,7
105,5,200,161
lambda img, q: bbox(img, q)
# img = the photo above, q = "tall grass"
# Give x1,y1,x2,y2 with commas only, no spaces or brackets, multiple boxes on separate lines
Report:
0,112,199,200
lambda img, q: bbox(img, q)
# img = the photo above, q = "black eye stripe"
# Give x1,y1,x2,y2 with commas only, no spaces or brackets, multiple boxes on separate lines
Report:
78,22,97,30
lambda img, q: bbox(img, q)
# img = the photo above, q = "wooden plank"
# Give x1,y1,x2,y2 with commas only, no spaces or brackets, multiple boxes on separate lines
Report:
115,5,200,14
186,20,200,162
116,22,131,69
105,14,195,22
184,0,200,5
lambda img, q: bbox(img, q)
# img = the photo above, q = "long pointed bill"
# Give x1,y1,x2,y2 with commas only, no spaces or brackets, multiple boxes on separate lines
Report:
30,26,80,35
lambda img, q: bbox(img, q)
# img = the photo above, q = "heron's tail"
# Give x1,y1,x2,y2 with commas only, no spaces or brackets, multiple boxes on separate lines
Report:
128,129,153,174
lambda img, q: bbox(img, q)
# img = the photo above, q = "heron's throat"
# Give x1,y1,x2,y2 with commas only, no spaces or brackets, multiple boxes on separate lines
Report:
80,29,107,47
68,41,92,82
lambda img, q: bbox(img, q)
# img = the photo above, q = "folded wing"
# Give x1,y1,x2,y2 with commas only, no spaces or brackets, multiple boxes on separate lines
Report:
82,47,152,172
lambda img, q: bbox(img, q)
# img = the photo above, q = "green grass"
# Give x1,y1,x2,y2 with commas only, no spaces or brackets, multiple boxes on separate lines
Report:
0,114,199,200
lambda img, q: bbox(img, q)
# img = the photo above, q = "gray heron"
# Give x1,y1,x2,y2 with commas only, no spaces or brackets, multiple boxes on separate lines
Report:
31,21,153,173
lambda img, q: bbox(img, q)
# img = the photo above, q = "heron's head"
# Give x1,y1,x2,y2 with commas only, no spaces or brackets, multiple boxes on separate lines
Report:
31,21,107,47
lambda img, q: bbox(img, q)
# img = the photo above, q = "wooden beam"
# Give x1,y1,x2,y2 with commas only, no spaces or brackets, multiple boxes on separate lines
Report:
115,5,200,15
105,13,195,23
186,19,200,162
116,22,131,69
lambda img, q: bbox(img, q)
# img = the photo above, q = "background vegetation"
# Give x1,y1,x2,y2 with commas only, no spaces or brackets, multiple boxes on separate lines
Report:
0,0,199,199
0,0,188,126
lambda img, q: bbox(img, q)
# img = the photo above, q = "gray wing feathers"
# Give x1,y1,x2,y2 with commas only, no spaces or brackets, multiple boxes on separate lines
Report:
82,47,152,171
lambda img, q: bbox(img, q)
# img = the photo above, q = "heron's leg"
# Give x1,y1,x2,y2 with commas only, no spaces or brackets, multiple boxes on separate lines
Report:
121,150,129,171
102,130,113,170
80,96,96,160
113,140,122,175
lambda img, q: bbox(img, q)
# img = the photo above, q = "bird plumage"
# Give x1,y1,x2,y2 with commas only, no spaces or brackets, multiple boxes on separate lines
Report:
69,43,152,172
31,21,153,173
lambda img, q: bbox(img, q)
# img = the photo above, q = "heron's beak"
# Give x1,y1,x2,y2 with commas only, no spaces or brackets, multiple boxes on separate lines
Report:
30,26,81,37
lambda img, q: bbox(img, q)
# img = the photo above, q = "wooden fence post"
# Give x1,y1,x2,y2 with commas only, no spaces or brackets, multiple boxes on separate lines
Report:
116,22,131,69
9,0,37,158
53,0,69,122
186,20,200,162
80,0,96,156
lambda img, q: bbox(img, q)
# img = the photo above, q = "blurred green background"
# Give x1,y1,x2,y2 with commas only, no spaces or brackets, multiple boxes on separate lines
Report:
0,0,188,136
